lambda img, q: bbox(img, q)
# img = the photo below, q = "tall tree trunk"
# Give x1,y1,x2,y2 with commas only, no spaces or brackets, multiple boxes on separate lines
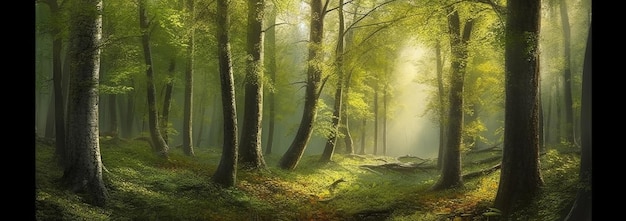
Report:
360,118,366,154
545,85,552,146
564,22,591,221
435,40,446,170
139,0,169,158
321,0,345,162
161,59,176,144
239,0,266,169
183,5,195,156
278,0,326,170
195,89,208,148
373,86,378,155
382,81,387,156
264,3,277,155
341,71,354,154
431,9,473,191
212,0,239,187
494,0,544,215
559,0,575,146
62,0,108,206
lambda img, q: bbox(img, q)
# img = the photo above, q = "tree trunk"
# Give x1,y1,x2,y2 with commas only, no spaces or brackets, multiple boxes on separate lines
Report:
239,0,266,169
382,81,387,156
431,9,473,191
278,0,325,170
559,0,575,146
341,71,354,154
161,59,175,144
321,0,345,162
360,118,366,154
183,7,195,156
493,0,544,215
264,3,277,155
139,0,169,158
435,40,446,170
564,22,591,221
373,86,378,155
212,0,239,187
62,0,108,206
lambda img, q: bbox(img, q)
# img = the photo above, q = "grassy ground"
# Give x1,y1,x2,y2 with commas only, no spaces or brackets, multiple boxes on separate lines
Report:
35,137,581,221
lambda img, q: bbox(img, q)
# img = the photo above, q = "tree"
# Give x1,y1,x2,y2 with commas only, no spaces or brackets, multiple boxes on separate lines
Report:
564,21,591,221
279,0,328,170
320,0,346,162
139,0,169,158
61,0,108,207
239,0,267,169
493,0,544,215
264,2,277,155
212,0,239,187
431,7,473,191
182,0,196,156
161,59,175,144
559,0,576,146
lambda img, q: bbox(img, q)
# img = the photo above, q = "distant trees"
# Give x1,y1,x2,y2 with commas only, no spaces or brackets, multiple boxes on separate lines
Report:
61,0,108,207
564,22,591,221
493,0,544,215
212,0,239,187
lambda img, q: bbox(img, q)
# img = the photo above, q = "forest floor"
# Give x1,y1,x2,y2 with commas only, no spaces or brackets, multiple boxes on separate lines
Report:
35,136,581,221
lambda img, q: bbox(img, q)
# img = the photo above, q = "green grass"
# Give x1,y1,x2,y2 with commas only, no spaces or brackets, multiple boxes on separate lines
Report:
35,138,581,221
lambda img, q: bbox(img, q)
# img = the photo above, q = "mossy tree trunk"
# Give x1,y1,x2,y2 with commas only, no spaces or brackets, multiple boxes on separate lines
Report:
493,0,544,215
62,0,108,207
212,0,239,187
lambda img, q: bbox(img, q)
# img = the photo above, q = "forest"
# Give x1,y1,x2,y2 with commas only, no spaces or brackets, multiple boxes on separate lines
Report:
34,0,592,220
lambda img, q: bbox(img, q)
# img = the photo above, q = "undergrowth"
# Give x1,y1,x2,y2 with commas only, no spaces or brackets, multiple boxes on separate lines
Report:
35,138,581,221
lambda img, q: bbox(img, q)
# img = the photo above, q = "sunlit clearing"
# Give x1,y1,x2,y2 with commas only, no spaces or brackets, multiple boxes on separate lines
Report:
387,44,439,158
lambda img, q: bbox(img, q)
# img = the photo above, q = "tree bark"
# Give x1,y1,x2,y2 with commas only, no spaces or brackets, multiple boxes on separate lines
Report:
161,59,175,144
183,3,195,156
559,0,575,146
139,0,169,158
373,85,378,155
212,0,239,187
360,118,366,154
493,0,544,215
431,9,473,191
264,3,277,155
564,22,591,221
239,0,267,169
341,70,354,154
278,0,326,170
321,0,346,162
62,0,108,207
435,40,446,170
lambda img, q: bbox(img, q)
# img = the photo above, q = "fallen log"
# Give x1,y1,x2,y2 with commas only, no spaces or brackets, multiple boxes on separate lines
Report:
360,161,437,173
462,163,501,180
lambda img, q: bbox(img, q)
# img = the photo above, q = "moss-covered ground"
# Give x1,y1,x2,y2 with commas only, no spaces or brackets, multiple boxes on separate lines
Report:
35,137,581,220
